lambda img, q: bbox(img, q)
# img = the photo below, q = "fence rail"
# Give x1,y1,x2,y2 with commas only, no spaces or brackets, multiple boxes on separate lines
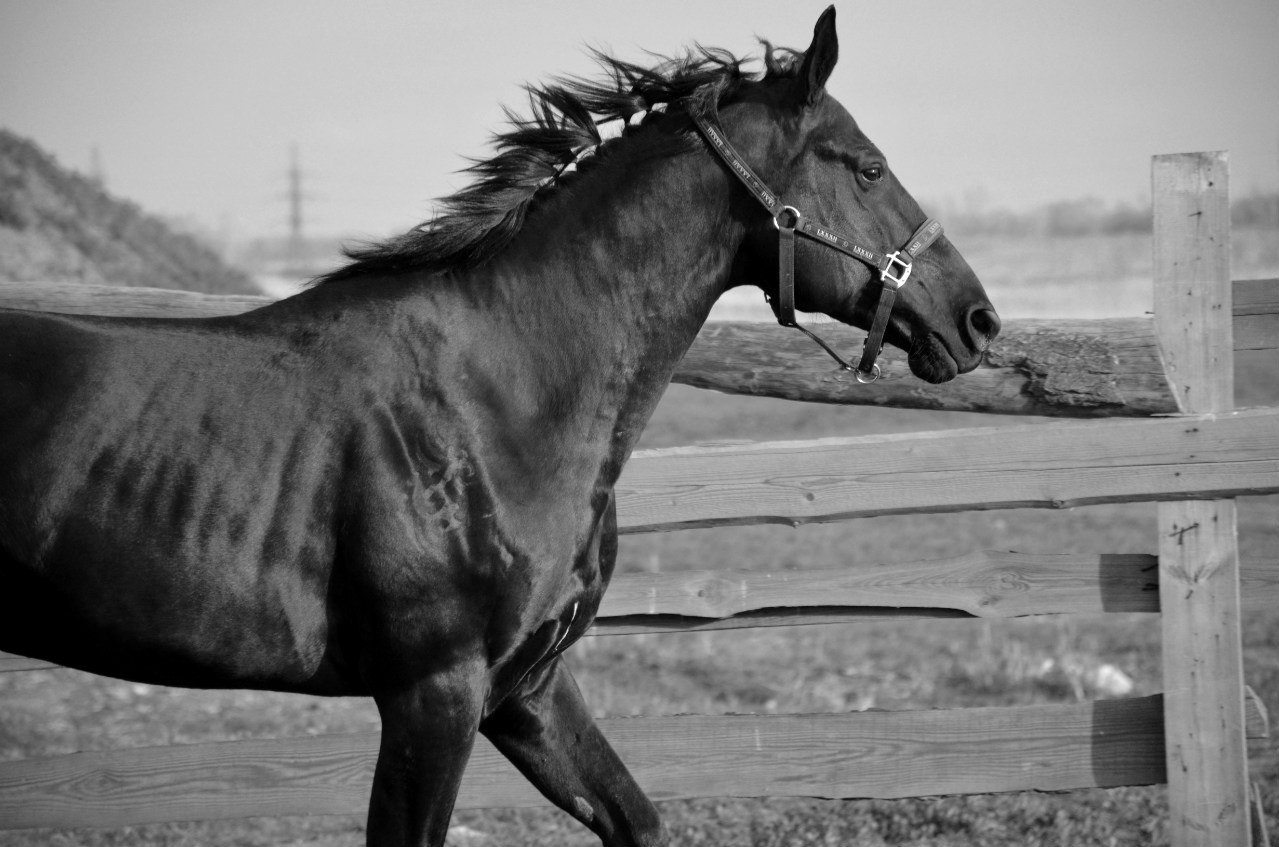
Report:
0,693,1269,831
1,277,1274,418
2,551,1277,667
615,408,1279,531
0,152,1275,844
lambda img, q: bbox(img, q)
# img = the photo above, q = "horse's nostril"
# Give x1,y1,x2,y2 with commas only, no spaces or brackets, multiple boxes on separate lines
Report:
967,306,1001,350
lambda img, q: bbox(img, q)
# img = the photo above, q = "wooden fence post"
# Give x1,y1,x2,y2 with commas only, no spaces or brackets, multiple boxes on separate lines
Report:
1153,151,1251,846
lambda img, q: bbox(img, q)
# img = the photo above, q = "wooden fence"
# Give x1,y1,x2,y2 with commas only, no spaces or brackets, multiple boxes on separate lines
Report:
1,152,1276,844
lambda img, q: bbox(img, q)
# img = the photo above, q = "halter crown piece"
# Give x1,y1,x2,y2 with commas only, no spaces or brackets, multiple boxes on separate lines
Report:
691,107,944,383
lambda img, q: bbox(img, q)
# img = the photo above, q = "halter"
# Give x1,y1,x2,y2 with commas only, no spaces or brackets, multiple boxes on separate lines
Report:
691,109,944,383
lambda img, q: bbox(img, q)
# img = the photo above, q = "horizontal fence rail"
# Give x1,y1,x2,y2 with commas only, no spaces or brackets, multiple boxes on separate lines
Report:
616,408,1279,532
1,279,1275,417
0,693,1268,831
1235,277,1279,351
4,551,1277,670
587,553,1279,634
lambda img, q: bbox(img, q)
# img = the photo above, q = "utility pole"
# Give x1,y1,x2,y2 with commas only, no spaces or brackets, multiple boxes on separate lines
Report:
286,144,305,273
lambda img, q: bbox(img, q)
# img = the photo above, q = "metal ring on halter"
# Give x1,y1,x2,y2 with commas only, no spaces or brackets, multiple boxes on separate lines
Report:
879,251,912,289
772,205,802,230
854,363,881,384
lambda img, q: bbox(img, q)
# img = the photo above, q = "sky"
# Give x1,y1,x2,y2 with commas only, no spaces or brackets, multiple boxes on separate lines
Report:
2,0,1277,244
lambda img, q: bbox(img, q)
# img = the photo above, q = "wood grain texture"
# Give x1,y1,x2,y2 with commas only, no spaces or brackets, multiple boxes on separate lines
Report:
597,551,1160,621
0,692,1266,830
679,318,1178,416
1159,500,1250,844
0,281,267,318
1234,278,1279,351
615,408,1279,532
1154,153,1234,414
2,280,1273,417
0,697,1174,830
1153,151,1251,847
588,554,1279,631
0,729,377,829
4,556,1273,666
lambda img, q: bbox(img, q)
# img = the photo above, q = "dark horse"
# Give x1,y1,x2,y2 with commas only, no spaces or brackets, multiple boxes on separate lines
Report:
0,9,997,846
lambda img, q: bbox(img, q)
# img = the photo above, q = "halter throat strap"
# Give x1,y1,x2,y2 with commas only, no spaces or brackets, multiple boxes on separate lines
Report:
691,108,943,381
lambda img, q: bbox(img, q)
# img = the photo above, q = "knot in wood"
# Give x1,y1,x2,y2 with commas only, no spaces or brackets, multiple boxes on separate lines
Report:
981,569,1031,606
692,575,738,614
985,327,1124,408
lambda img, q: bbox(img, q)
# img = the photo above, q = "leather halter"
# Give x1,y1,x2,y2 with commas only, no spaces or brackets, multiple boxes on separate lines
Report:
691,109,944,382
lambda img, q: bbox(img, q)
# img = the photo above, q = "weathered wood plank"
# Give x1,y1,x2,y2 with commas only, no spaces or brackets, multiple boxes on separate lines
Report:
0,697,1172,829
593,607,975,634
615,408,1279,532
0,281,267,319
1153,151,1251,847
593,550,1145,616
3,554,1276,670
0,729,376,829
589,554,1279,630
3,280,1273,417
680,318,1179,416
0,692,1265,831
4,280,1273,329
1234,278,1279,352
1159,501,1249,842
598,552,1159,621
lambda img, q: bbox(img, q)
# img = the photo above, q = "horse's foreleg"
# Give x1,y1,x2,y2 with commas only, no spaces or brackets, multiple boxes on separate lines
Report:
367,661,486,847
480,657,666,847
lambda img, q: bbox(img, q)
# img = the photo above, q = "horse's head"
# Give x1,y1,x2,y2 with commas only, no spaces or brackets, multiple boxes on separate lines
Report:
716,7,999,384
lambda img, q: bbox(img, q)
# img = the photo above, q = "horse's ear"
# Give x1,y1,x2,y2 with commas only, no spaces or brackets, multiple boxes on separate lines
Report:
798,6,839,105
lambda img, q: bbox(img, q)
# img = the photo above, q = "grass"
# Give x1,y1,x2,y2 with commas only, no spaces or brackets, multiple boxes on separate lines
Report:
2,232,1277,846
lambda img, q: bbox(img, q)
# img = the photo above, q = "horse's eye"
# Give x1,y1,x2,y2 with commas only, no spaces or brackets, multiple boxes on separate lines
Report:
860,166,884,183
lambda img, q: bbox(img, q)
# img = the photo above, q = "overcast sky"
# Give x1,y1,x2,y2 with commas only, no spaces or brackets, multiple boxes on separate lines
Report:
3,0,1276,243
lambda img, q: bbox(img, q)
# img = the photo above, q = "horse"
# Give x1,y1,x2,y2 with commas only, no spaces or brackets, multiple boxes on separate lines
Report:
0,8,998,846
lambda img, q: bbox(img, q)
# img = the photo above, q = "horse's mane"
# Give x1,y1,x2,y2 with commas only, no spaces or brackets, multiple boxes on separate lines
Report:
318,43,801,283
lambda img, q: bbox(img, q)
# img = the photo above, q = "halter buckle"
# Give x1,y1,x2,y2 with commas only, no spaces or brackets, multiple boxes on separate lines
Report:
879,251,912,289
772,205,802,231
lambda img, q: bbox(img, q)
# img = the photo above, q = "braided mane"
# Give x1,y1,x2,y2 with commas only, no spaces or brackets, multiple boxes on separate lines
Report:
319,43,800,283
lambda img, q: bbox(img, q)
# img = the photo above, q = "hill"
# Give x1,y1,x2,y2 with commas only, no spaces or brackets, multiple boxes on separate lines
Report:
0,128,258,294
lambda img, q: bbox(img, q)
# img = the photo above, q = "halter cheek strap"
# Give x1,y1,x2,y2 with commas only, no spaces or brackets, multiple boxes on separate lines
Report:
691,109,944,382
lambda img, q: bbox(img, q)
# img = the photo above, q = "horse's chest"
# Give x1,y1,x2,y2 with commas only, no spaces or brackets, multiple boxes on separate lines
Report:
352,410,618,690
475,498,613,710
482,495,611,641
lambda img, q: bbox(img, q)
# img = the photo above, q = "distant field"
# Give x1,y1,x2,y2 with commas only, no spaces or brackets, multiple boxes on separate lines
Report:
2,231,1276,846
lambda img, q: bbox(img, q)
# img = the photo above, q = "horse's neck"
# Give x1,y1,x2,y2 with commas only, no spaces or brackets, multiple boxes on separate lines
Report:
460,147,741,483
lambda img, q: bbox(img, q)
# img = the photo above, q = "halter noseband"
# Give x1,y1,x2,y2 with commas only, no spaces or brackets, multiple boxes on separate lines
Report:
691,109,943,383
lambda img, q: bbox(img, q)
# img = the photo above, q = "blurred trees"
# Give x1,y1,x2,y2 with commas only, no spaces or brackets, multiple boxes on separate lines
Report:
0,129,259,294
938,192,1278,239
